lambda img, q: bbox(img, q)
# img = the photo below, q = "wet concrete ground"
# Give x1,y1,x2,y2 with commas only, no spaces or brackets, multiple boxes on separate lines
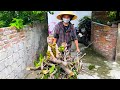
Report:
75,43,120,79
24,42,120,79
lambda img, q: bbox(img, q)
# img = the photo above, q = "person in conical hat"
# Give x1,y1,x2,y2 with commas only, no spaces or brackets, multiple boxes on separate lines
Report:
53,11,80,52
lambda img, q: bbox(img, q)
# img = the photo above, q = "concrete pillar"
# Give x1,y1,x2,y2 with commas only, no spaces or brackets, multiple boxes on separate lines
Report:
115,23,120,62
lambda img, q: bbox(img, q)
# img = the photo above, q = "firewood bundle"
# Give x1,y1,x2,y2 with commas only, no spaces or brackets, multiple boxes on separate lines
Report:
26,36,86,79
26,46,86,79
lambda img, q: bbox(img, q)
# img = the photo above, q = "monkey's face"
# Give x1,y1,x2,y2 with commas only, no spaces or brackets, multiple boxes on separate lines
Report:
47,36,53,44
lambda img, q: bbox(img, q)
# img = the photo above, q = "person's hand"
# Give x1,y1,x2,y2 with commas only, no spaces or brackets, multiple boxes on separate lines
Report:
76,48,80,53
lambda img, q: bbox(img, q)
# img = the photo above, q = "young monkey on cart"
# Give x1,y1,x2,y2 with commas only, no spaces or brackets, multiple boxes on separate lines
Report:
46,36,74,76
46,35,67,66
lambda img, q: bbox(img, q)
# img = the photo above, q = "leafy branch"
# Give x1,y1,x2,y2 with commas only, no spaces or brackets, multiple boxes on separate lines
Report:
0,11,54,30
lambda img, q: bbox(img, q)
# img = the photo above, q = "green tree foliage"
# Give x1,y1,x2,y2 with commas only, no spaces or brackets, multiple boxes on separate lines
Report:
0,11,54,28
92,11,119,25
107,11,117,22
34,54,44,68
10,18,24,30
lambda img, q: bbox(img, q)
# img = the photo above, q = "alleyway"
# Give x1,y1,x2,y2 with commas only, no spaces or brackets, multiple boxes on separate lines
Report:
77,44,120,79
24,42,120,79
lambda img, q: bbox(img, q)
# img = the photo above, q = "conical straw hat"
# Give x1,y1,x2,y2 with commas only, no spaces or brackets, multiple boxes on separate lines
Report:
57,11,77,20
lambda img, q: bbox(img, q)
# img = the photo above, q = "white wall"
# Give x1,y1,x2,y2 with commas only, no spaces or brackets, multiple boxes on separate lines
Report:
48,11,92,35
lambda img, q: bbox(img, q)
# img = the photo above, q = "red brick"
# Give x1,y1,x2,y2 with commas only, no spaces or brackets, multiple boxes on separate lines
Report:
0,41,4,46
4,43,11,49
4,39,9,44
4,28,9,32
11,37,20,44
3,30,12,35
11,30,17,34
0,28,4,35
0,28,4,32
19,34,25,38
100,36,107,43
9,34,17,39
21,37,25,40
14,33,18,36
19,31,25,35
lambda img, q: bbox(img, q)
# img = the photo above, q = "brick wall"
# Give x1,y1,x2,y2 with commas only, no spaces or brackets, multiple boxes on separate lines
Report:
91,22,118,61
0,23,48,79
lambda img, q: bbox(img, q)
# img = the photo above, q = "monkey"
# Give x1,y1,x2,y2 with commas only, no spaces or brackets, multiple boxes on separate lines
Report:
47,35,60,59
46,35,67,66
